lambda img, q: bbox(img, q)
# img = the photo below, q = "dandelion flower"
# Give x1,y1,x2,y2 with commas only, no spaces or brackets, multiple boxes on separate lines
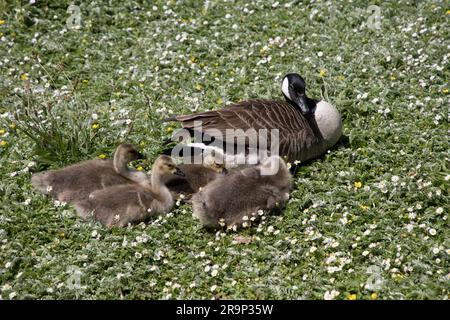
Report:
98,154,107,159
346,294,357,300
0,19,5,25
137,166,144,171
9,123,16,129
354,181,362,189
91,123,100,129
20,74,28,81
0,129,5,135
371,293,378,300
319,69,326,77
0,140,8,147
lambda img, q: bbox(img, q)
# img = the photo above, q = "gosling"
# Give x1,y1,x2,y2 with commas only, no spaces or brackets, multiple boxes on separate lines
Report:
76,155,184,228
166,150,228,200
31,144,146,213
192,156,292,228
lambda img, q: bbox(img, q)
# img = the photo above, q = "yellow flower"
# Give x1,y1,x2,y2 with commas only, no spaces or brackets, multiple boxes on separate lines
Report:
82,79,89,85
190,56,197,63
98,154,107,159
91,123,100,129
0,129,5,135
354,181,362,189
0,140,8,147
447,10,450,15
338,75,345,81
139,141,146,147
359,204,369,211
346,294,357,300
137,166,144,171
443,88,449,94
217,97,223,105
319,69,327,77
390,76,396,81
9,123,16,129
0,20,5,25
166,126,173,134
371,293,378,300
139,83,144,88
20,74,28,81
195,84,203,91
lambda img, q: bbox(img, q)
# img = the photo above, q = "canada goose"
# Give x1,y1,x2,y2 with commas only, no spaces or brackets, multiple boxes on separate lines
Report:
191,155,292,228
164,73,342,164
75,155,184,228
166,150,228,199
31,144,146,212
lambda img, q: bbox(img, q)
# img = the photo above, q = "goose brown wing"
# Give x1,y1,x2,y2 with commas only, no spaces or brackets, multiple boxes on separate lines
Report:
172,99,319,160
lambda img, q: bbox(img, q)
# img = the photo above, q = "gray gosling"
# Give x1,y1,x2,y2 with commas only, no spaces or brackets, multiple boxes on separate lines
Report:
76,155,184,228
166,151,228,200
192,155,292,229
31,144,146,216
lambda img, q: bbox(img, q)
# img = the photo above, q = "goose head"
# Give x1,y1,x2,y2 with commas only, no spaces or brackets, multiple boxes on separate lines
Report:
152,155,185,184
115,144,144,162
113,144,144,174
282,74,342,147
282,73,316,116
203,149,228,174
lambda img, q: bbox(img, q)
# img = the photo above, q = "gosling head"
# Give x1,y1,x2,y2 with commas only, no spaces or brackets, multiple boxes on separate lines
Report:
259,155,288,176
281,73,316,116
115,143,144,162
203,150,228,174
153,155,185,183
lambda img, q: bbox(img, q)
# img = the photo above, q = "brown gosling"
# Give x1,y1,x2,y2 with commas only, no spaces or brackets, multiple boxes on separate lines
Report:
191,155,292,229
76,155,184,228
166,151,228,200
31,144,146,217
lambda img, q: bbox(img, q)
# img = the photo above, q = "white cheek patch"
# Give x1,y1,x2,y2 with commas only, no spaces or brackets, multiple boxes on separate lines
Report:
281,77,291,100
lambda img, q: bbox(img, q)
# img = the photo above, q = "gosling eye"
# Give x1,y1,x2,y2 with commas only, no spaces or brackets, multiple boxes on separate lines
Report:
167,164,174,169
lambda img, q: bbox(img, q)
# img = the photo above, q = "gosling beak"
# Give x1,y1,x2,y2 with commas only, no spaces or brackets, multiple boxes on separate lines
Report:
294,95,311,116
173,167,185,177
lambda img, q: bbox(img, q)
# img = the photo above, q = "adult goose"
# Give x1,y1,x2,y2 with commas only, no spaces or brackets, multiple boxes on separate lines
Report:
164,74,342,164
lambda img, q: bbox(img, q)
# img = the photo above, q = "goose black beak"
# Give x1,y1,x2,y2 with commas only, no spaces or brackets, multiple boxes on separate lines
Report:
294,95,311,116
173,167,185,177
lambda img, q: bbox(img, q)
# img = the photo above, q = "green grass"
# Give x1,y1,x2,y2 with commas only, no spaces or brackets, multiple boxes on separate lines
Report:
0,0,448,300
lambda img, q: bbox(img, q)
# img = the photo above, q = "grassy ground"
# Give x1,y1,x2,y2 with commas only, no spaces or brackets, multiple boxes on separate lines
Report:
0,0,448,300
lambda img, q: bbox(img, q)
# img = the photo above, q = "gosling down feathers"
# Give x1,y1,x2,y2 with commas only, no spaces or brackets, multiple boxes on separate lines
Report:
76,155,184,228
192,156,292,228
31,144,146,217
166,150,228,199
164,73,342,164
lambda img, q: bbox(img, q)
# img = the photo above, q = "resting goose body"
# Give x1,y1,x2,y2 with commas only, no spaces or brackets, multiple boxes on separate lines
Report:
31,144,146,217
165,74,342,164
75,155,184,228
191,156,292,228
